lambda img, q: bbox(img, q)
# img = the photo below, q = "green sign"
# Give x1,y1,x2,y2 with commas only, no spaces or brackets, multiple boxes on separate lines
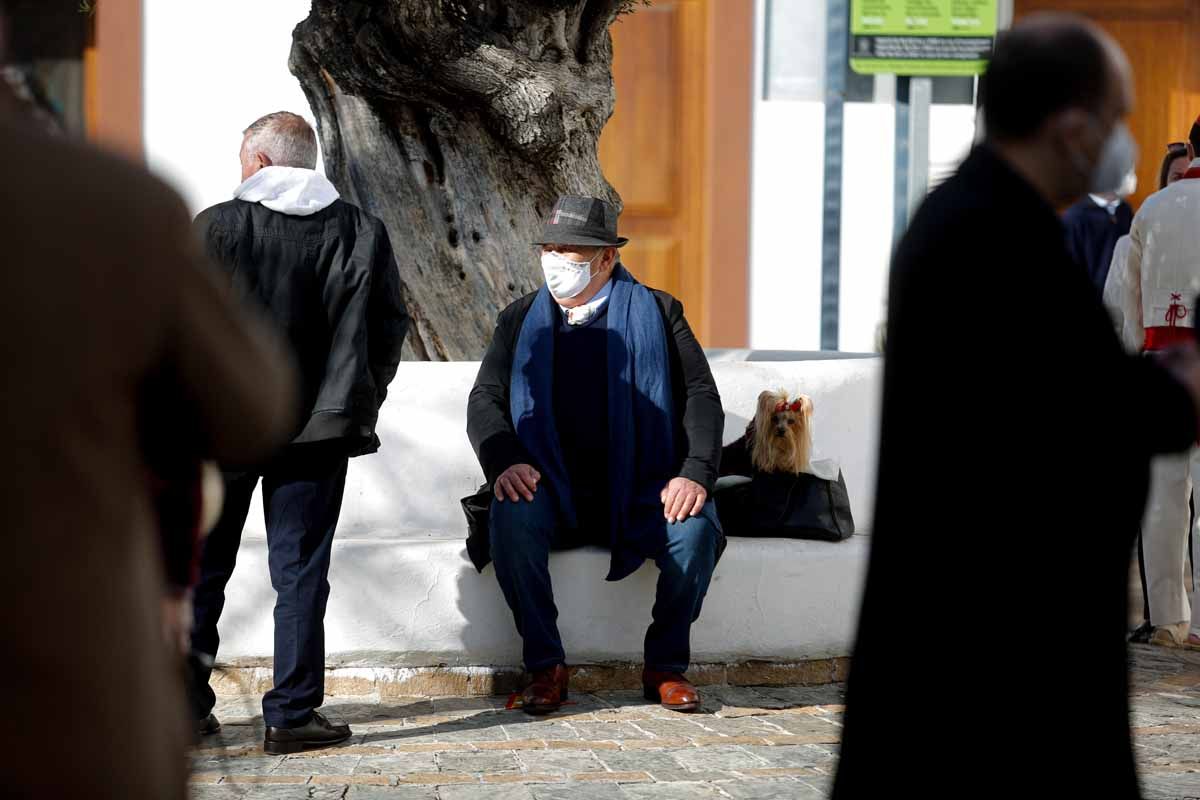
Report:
849,0,998,77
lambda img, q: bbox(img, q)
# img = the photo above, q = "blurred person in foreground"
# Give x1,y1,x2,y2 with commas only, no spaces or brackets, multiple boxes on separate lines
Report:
834,15,1200,798
188,112,409,754
0,14,298,800
1104,124,1200,652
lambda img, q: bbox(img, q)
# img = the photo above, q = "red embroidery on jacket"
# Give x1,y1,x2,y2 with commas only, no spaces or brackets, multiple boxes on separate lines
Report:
1166,293,1188,327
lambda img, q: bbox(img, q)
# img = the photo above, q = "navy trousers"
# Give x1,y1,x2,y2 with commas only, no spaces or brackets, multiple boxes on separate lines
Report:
489,489,719,674
189,450,348,728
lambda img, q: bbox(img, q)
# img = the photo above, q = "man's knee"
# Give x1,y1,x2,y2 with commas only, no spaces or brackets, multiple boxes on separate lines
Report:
665,516,719,576
489,491,556,559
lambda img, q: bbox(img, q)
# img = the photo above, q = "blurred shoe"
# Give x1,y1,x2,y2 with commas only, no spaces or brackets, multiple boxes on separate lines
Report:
1185,632,1200,651
1128,621,1154,644
196,713,221,737
1150,622,1190,648
264,711,351,754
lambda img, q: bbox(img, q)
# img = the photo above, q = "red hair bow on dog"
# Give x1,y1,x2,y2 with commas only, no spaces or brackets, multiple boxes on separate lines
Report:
775,400,803,413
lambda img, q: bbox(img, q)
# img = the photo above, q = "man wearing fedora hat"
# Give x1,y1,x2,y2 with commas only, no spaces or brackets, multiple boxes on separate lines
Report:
467,195,725,714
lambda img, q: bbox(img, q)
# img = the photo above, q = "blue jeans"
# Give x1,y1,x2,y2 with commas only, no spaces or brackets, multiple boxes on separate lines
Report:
489,489,719,674
189,451,348,728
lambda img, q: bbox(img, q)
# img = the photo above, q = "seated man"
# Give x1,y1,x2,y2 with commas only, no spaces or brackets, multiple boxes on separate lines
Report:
467,195,725,715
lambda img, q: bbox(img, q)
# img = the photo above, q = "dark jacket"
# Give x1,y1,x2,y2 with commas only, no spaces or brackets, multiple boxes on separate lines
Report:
195,198,409,457
717,425,756,478
1063,195,1133,296
833,147,1197,799
466,280,724,564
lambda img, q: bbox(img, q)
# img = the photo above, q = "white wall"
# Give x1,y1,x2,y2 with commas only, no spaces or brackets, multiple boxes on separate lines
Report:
143,0,316,215
750,97,904,354
750,100,826,351
838,103,897,354
929,104,979,190
217,359,881,666
836,103,978,353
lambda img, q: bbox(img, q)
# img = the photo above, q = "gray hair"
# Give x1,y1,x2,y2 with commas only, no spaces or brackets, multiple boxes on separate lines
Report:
242,111,318,169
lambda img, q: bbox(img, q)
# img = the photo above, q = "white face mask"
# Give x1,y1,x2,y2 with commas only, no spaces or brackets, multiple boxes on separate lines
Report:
541,250,598,300
1117,168,1138,199
1072,118,1138,195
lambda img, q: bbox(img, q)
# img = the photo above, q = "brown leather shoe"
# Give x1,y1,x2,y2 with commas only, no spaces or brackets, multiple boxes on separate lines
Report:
643,669,701,713
522,664,569,715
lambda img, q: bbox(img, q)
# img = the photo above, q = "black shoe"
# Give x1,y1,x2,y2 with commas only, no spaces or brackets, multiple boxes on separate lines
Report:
196,713,221,737
1129,621,1155,644
264,711,351,755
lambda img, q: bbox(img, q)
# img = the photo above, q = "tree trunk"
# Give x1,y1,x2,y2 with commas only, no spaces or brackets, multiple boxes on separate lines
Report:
290,0,642,361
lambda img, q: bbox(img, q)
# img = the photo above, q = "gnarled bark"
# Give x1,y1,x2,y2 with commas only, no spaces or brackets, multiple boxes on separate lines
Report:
290,0,643,360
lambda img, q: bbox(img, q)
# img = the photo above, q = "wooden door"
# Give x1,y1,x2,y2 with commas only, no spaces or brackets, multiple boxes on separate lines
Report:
598,0,753,347
1014,0,1200,210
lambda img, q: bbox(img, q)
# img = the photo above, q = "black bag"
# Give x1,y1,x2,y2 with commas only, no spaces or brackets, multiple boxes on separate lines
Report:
715,470,855,542
461,484,493,572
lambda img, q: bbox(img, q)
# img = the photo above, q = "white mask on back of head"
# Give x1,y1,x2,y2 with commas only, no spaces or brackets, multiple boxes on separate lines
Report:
1117,168,1138,198
1073,117,1138,195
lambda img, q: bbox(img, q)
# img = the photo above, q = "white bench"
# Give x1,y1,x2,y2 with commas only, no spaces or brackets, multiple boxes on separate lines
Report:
216,357,881,674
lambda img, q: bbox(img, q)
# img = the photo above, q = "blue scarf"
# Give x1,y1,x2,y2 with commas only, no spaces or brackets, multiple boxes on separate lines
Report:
510,266,679,580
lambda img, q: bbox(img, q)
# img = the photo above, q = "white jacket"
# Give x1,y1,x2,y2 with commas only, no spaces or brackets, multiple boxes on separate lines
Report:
1103,162,1200,352
1103,235,1141,352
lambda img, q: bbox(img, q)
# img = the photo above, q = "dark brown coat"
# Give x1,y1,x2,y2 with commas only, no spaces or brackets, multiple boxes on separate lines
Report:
0,120,296,798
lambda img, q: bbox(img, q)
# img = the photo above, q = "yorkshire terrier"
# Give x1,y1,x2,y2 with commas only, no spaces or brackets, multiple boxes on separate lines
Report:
750,390,814,475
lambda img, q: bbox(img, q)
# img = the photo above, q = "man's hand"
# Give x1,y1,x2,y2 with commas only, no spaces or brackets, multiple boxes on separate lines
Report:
661,477,707,523
162,590,192,656
1160,342,1200,422
495,464,541,502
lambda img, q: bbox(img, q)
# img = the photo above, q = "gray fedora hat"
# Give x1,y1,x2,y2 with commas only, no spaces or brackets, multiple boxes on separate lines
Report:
532,195,629,248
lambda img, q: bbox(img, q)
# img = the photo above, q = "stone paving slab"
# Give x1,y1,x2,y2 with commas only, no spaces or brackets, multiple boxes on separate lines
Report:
192,647,1200,799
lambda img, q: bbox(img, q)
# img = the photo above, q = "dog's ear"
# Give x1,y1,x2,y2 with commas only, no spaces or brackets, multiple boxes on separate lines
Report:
756,390,779,420
798,395,814,419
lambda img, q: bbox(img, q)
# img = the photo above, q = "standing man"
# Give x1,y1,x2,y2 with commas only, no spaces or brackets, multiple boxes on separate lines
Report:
1104,124,1200,652
467,196,724,715
834,16,1200,798
190,112,409,754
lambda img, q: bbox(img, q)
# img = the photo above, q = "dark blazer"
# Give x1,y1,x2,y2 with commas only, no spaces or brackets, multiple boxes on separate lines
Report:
466,274,724,520
833,147,1197,798
1062,196,1133,296
195,198,409,457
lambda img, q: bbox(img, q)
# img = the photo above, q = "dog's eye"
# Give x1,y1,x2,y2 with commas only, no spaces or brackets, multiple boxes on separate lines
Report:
785,418,793,425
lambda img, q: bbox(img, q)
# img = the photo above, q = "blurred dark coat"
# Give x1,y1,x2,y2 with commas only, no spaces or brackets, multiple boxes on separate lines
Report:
0,119,296,799
833,146,1196,799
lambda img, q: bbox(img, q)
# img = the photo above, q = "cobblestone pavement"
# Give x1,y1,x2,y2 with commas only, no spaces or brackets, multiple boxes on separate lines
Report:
191,647,1200,799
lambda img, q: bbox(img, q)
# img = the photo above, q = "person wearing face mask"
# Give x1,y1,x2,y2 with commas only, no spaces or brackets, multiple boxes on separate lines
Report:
1103,123,1200,654
833,15,1200,799
466,195,725,715
1105,140,1195,646
1062,169,1135,297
